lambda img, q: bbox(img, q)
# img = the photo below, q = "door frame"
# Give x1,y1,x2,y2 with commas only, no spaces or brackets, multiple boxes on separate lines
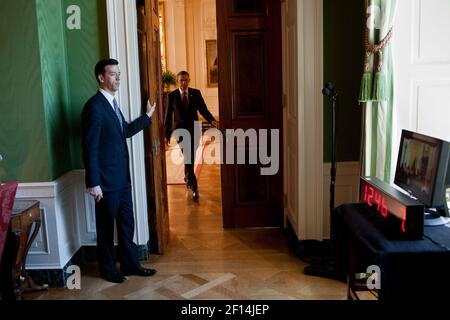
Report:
105,0,150,246
282,0,324,240
106,0,325,240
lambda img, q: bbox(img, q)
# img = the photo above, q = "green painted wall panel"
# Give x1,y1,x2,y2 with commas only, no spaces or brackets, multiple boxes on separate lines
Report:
323,0,365,162
36,0,72,180
0,0,108,182
63,0,109,169
0,0,50,182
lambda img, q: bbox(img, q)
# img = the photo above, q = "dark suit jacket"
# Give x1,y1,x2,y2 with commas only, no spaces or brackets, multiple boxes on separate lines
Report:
81,91,151,192
164,88,215,140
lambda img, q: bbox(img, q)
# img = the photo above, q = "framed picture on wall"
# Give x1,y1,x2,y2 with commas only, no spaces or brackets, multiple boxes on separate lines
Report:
206,40,218,88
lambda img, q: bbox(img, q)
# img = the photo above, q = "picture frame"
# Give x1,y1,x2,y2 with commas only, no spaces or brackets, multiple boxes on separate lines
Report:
206,40,218,87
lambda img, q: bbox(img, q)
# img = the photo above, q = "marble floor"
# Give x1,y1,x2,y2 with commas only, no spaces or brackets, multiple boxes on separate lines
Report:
24,164,347,300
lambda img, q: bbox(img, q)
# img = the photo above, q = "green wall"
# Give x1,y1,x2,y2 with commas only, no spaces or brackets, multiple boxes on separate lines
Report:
0,0,108,182
0,0,50,181
323,0,365,162
63,0,109,169
36,0,72,179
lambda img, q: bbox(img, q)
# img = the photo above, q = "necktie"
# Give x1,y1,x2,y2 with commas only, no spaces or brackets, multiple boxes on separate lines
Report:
113,98,123,131
182,91,189,110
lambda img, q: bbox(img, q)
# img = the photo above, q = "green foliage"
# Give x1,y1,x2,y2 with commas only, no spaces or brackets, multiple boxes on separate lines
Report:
162,70,176,86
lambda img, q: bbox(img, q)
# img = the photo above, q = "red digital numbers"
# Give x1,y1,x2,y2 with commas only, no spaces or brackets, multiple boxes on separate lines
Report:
361,179,409,234
367,187,374,206
381,197,388,217
375,193,381,211
363,183,389,218
401,207,406,233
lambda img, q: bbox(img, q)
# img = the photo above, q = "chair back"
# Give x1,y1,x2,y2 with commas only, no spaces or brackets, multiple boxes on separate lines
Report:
0,182,19,265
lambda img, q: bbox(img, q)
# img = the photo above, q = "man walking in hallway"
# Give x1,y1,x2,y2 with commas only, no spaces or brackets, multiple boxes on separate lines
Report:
165,71,217,200
81,58,157,283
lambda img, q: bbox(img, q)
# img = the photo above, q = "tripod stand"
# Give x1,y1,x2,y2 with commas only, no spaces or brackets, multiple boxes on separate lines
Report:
302,82,343,281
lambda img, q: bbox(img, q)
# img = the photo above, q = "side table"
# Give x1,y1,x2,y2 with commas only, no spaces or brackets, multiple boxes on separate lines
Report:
0,200,48,300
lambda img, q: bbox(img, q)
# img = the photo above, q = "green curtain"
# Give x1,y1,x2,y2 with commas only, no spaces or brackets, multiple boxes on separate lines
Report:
359,0,397,182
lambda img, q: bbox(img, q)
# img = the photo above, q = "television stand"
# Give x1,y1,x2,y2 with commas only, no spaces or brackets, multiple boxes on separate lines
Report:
424,210,450,226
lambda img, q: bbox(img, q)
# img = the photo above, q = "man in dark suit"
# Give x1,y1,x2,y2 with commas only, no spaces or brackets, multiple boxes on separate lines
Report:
165,71,217,200
81,58,157,283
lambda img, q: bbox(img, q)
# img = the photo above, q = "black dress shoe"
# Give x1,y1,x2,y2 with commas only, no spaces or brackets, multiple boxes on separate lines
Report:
184,178,191,189
192,190,199,200
102,272,126,283
122,267,157,277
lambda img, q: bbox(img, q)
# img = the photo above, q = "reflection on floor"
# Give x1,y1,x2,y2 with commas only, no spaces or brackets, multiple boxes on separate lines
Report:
24,164,346,300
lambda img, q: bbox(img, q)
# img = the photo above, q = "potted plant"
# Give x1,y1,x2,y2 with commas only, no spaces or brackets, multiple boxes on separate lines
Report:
162,70,176,93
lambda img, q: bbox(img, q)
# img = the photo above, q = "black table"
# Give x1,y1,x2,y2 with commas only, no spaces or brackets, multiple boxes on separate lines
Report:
332,203,450,300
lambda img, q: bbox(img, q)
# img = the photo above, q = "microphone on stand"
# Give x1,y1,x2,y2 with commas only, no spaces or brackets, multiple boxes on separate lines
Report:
322,82,337,218
303,82,343,281
322,82,338,99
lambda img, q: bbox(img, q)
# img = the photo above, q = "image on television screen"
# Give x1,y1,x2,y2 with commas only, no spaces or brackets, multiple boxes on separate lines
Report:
395,136,440,205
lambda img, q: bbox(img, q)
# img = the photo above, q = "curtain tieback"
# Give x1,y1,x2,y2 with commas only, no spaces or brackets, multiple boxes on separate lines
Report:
364,27,393,72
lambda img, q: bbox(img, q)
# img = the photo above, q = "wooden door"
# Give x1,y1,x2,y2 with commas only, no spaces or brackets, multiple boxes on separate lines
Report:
283,1,299,231
217,0,283,227
137,0,169,254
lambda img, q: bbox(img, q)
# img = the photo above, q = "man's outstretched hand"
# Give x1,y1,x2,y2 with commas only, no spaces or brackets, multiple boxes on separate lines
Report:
211,120,218,128
146,100,156,118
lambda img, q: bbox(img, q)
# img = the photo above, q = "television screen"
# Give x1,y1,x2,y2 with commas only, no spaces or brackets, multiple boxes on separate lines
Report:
394,131,441,207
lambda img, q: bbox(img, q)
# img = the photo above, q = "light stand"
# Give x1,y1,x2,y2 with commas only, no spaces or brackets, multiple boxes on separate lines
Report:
302,82,343,281
327,82,337,218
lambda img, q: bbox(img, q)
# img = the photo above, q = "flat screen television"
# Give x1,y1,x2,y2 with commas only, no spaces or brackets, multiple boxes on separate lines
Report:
394,130,450,226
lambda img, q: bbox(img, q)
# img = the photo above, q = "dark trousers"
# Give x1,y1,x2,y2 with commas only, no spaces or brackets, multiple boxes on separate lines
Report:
176,133,199,192
95,186,140,276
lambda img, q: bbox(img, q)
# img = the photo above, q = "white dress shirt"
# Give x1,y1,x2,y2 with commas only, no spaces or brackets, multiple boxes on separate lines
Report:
179,88,189,101
99,88,117,111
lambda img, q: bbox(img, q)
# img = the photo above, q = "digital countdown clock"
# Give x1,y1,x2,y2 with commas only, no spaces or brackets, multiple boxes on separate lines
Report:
359,176,424,239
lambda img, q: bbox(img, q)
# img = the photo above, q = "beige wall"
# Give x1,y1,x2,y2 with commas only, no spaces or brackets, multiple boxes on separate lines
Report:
162,0,219,119
162,0,187,74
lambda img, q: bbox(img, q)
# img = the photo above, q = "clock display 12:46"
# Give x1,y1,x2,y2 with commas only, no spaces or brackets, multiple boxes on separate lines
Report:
360,179,407,233
359,177,425,239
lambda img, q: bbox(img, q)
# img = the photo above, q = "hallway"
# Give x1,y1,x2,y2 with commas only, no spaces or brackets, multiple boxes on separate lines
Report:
24,164,346,300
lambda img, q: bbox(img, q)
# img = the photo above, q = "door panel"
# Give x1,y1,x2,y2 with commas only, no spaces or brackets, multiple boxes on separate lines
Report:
232,0,268,16
283,0,299,232
232,33,268,117
217,0,283,227
393,0,450,178
137,0,169,254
